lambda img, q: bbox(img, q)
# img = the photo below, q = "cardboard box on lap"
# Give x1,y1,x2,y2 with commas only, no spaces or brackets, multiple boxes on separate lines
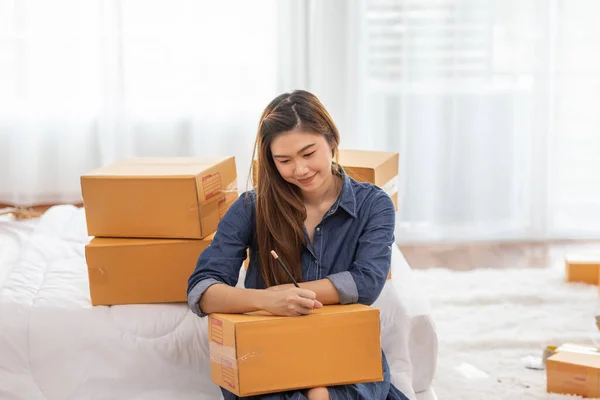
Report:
81,157,238,239
86,234,214,305
208,304,382,397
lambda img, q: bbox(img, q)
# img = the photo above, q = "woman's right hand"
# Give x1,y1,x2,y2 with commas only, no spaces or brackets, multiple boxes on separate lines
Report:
261,288,324,316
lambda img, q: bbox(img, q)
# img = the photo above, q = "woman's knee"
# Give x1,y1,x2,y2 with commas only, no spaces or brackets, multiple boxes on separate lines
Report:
306,387,330,400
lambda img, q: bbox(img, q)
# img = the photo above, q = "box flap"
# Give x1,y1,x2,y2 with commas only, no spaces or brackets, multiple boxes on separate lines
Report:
556,344,600,355
212,304,376,324
87,234,215,248
565,254,600,264
82,157,233,178
338,149,397,169
549,351,600,369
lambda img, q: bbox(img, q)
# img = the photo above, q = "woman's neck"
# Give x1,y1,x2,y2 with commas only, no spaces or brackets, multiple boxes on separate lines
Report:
302,173,341,209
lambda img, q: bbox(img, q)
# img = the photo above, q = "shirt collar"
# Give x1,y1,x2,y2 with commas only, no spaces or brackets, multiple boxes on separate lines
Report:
327,166,357,218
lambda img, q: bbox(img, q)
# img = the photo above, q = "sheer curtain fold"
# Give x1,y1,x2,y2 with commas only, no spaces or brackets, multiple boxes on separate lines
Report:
0,0,277,206
3,0,600,242
279,0,600,242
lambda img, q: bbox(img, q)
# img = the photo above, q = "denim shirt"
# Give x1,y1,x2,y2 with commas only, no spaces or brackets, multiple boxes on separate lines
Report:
187,168,396,317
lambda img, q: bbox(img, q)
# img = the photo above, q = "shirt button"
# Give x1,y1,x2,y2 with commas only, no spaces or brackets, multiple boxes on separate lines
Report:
316,227,320,232
314,259,318,264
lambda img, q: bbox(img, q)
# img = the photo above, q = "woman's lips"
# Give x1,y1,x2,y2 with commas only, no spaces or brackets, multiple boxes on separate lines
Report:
297,174,316,185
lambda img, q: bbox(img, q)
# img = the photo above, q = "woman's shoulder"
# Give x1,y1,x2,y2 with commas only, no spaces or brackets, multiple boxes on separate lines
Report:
347,177,395,215
227,189,257,217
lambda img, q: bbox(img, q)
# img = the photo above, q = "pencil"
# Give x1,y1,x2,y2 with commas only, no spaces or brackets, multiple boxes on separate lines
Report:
270,250,300,288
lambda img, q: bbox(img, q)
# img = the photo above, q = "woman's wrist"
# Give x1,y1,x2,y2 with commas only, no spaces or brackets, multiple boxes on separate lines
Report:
251,288,272,311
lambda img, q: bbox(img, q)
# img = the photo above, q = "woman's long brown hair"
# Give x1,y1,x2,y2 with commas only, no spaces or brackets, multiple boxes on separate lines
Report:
250,90,341,287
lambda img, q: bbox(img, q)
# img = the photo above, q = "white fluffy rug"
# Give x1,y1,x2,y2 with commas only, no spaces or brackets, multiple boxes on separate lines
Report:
413,263,599,399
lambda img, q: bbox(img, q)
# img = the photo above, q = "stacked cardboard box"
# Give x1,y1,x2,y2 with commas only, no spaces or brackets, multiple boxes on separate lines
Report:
80,157,384,396
338,149,399,212
81,157,238,306
252,149,399,279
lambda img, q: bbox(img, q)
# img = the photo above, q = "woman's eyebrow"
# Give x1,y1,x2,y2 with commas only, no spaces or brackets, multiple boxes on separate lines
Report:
272,143,316,158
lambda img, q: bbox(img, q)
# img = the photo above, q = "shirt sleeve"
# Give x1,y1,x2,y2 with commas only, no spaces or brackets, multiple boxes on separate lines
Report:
187,192,255,317
327,191,395,305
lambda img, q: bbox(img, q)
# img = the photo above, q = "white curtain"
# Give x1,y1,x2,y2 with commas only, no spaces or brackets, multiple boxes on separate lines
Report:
279,0,600,243
0,0,278,206
3,0,600,243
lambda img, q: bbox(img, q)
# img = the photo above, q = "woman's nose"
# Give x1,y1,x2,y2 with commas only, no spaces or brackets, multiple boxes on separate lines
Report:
295,160,309,176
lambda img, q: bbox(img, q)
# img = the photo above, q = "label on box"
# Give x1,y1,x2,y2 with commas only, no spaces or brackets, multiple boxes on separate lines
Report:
210,318,224,345
221,357,236,389
203,173,222,200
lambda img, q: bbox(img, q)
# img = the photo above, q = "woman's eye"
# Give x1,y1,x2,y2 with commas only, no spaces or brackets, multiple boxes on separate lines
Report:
279,160,290,164
303,151,315,158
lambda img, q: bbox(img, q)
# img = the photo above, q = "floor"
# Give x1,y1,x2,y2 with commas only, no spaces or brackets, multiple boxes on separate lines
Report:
400,240,600,271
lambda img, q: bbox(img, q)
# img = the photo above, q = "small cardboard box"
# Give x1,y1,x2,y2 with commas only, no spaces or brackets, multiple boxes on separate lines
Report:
252,149,399,211
208,304,382,397
86,235,213,305
81,157,238,239
338,149,399,211
565,255,600,285
547,345,600,397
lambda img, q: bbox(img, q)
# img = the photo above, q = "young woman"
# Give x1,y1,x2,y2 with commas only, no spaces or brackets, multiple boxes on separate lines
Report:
187,90,407,400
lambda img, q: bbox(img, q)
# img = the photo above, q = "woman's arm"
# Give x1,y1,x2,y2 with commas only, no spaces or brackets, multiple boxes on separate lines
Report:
201,283,323,316
268,192,395,306
267,279,340,305
187,193,322,317
187,194,255,316
326,191,395,305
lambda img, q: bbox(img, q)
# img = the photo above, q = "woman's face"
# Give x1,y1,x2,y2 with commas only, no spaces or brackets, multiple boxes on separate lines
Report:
270,130,334,194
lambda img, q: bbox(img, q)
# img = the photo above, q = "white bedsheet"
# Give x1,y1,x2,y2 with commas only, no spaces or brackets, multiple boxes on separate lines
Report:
0,205,436,400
